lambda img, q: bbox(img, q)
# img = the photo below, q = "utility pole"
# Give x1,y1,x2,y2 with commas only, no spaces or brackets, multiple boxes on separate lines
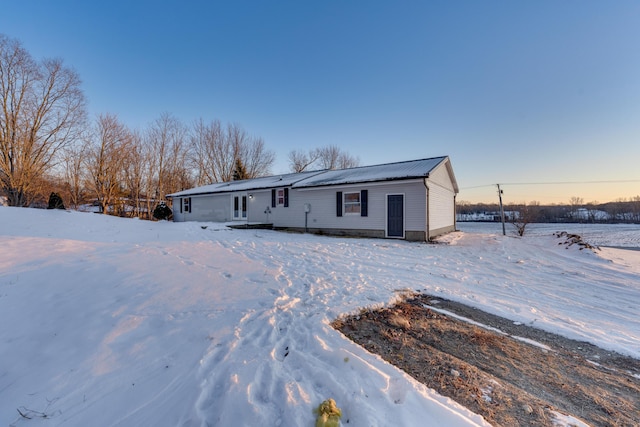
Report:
497,184,506,236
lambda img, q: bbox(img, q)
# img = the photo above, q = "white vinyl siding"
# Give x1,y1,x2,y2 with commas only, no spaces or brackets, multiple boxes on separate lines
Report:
176,193,231,222
428,162,456,191
293,181,425,233
428,183,455,232
247,190,276,224
426,162,456,235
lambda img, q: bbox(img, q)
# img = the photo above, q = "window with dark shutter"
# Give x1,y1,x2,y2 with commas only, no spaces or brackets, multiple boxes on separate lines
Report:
336,191,343,217
271,189,276,208
361,190,368,217
284,188,289,207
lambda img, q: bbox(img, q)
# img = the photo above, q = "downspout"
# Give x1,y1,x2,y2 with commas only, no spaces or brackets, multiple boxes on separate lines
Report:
423,178,430,242
454,193,458,231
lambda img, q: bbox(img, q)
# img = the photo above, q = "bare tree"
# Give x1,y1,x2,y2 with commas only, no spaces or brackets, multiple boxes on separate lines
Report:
61,141,88,209
317,145,341,170
190,118,223,185
123,130,146,218
84,114,131,214
317,145,360,170
146,112,188,202
213,122,237,182
288,149,320,172
0,34,86,206
568,196,584,221
189,120,274,183
189,119,208,186
288,145,359,172
140,131,158,217
238,135,275,179
511,202,538,236
632,196,640,222
585,201,600,223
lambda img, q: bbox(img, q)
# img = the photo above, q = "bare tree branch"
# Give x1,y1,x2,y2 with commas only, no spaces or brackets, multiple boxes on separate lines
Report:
189,120,274,183
84,114,131,215
289,145,359,172
288,148,320,172
0,34,86,206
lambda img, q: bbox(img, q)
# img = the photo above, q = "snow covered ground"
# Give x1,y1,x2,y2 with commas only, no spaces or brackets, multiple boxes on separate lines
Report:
1,207,638,426
458,221,640,249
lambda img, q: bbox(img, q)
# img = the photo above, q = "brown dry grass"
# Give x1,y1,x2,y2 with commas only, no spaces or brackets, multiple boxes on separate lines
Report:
332,294,640,427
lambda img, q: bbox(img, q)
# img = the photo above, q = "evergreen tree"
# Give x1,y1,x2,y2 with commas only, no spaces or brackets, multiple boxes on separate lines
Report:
47,192,65,210
232,158,248,181
152,202,173,220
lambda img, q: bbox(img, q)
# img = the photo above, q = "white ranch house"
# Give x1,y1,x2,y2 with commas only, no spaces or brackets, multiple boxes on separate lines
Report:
168,156,459,241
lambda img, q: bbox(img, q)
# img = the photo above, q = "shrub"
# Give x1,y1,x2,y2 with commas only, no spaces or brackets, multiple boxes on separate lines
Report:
153,202,173,220
47,192,65,210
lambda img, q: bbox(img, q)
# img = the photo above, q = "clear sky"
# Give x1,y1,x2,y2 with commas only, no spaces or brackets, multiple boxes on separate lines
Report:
2,1,639,204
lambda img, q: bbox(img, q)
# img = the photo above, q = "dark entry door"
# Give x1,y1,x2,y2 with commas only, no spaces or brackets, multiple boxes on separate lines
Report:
387,194,404,238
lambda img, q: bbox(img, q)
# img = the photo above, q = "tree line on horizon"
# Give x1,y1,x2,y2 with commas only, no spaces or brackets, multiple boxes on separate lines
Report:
457,196,640,224
0,34,359,217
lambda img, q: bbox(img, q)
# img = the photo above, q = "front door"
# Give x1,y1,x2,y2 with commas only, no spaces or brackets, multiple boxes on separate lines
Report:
387,194,404,238
233,194,247,220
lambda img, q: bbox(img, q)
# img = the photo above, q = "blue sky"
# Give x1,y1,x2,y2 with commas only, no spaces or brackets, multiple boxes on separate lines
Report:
2,1,639,204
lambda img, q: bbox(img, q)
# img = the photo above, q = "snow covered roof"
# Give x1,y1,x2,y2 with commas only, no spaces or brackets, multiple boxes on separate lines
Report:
293,156,453,188
168,156,456,197
167,170,325,197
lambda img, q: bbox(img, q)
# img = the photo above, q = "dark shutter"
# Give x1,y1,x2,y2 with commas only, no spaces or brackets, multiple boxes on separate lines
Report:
284,188,289,207
336,191,343,217
180,198,183,213
188,197,191,213
271,189,276,208
361,190,368,217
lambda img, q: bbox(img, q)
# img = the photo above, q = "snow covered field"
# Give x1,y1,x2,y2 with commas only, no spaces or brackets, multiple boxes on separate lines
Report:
1,207,638,426
458,221,640,249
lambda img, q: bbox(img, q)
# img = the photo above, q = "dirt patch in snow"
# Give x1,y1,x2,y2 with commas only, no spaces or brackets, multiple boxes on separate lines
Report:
332,294,640,427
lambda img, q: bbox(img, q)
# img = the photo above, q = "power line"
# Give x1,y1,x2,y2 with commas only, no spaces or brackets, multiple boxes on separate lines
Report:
460,184,497,190
501,179,640,186
461,179,640,191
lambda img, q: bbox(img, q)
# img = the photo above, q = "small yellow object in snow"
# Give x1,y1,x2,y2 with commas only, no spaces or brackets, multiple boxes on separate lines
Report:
314,398,342,427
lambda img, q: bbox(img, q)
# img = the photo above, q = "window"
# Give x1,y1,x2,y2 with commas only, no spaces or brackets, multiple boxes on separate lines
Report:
337,190,367,217
182,197,191,213
344,192,361,214
271,188,289,208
